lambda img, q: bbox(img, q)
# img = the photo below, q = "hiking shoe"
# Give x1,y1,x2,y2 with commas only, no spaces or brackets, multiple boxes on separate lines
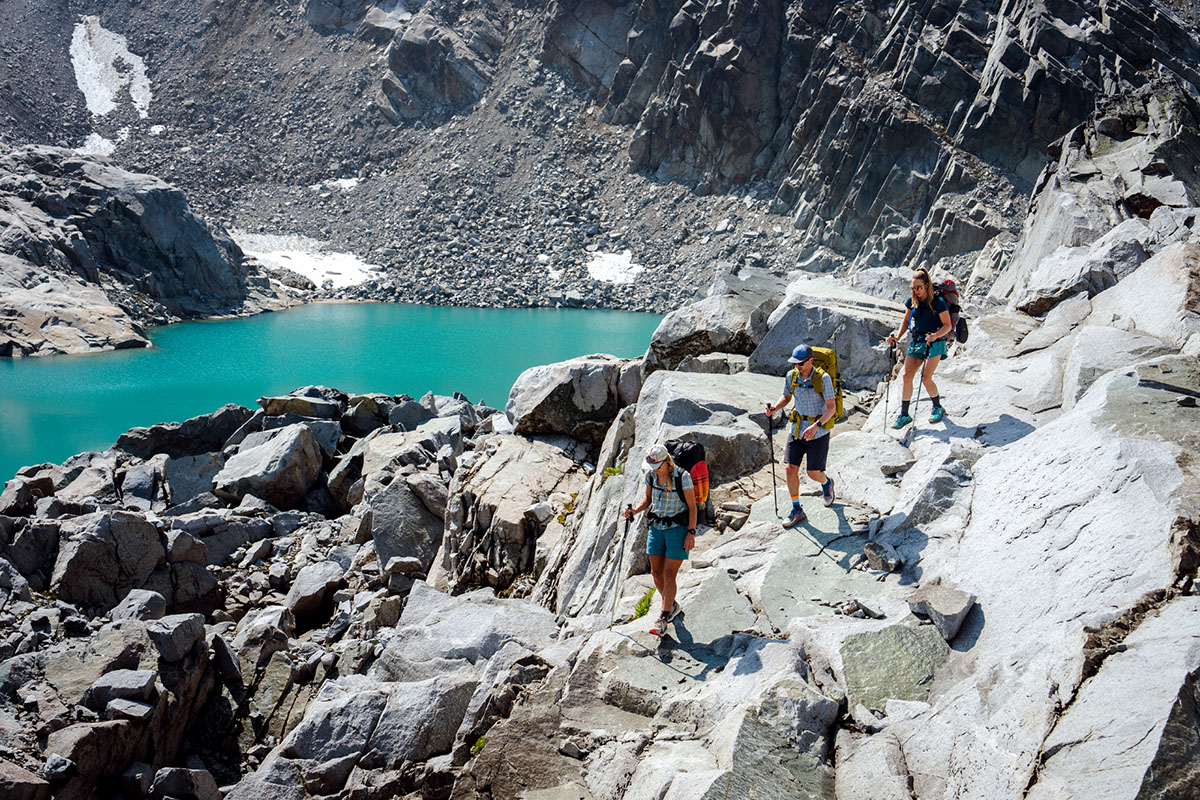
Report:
929,406,946,423
652,610,670,636
666,601,682,623
782,507,807,528
891,414,913,430
822,478,835,507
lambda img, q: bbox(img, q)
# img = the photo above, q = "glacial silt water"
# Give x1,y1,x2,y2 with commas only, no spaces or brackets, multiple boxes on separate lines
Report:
0,303,662,481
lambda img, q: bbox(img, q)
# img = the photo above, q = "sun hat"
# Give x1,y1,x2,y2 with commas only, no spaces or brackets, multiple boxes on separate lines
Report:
643,443,670,469
789,345,814,363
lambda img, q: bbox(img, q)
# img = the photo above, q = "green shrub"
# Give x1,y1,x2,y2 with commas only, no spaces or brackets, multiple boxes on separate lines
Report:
633,588,656,620
471,735,486,756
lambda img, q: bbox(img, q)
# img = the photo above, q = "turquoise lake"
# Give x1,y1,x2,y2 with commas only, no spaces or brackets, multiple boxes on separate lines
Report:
0,303,663,482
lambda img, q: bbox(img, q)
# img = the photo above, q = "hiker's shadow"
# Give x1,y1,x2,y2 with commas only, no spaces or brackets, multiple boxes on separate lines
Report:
797,505,864,572
971,414,1036,447
662,614,783,683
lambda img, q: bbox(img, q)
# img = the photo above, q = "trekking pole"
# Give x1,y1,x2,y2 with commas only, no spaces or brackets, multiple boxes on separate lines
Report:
909,344,930,442
882,342,895,426
766,409,779,519
609,505,634,625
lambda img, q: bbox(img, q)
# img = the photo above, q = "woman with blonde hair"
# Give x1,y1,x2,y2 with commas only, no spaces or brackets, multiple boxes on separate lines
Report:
624,442,698,636
886,267,954,427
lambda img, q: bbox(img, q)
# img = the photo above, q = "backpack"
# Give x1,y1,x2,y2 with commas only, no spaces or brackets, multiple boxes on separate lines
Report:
934,279,969,344
788,346,844,435
664,438,709,506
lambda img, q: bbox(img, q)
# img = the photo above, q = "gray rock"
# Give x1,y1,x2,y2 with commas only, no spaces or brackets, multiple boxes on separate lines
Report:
104,698,155,722
0,557,31,603
0,474,54,517
145,614,206,663
388,397,437,431
506,354,631,444
646,270,783,371
165,530,209,564
840,625,950,710
231,605,295,672
0,759,50,800
108,589,167,622
285,560,345,620
748,277,904,388
117,405,255,460
364,469,445,576
907,584,977,642
213,424,322,509
151,767,222,800
258,392,343,419
863,542,904,573
51,511,166,612
81,669,157,710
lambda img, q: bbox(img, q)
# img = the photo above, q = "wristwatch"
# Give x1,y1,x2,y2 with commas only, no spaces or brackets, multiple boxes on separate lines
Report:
687,528,696,536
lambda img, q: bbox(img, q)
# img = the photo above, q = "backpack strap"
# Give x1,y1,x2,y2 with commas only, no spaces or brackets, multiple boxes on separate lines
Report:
788,367,828,438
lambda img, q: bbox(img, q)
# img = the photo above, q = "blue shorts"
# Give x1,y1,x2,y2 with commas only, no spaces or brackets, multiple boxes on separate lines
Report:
647,524,689,561
907,338,948,360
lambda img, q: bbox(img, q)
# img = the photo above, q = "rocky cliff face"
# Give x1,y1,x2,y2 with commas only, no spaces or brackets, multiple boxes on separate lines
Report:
0,145,289,357
3,0,1196,319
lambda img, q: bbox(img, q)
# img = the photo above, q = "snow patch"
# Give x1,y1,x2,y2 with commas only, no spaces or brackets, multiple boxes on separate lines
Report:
76,133,116,157
233,231,383,290
586,250,643,284
149,125,166,136
70,16,152,119
75,127,130,157
309,177,361,192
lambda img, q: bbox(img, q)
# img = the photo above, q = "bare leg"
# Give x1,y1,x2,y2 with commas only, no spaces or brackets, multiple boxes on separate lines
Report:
921,356,942,398
785,463,801,499
648,553,665,601
807,468,826,484
900,355,922,401
661,558,683,613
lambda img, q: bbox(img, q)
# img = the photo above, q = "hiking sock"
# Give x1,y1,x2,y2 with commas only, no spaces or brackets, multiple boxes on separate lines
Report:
901,400,911,416
822,478,833,494
790,496,801,510
931,395,942,410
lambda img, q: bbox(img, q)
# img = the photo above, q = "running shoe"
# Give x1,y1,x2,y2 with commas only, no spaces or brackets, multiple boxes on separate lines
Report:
822,478,835,507
891,414,913,430
782,507,807,528
666,601,682,623
652,610,670,636
929,406,946,423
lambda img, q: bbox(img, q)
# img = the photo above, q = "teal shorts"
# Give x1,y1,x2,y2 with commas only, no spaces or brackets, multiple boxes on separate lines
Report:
647,524,690,561
907,338,948,360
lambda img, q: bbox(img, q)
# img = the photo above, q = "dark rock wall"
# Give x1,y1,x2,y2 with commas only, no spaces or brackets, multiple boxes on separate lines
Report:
542,0,1200,270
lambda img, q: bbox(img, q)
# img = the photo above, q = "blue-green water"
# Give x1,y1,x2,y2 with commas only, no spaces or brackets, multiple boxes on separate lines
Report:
0,303,662,481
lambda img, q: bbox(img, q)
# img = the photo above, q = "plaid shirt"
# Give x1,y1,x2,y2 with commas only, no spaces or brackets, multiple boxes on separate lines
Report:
645,467,694,528
784,368,833,439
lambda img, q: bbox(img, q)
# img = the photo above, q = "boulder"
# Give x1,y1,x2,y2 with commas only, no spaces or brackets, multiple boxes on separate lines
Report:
363,470,445,576
232,606,295,672
645,268,784,371
370,582,558,682
0,474,54,517
906,583,977,642
506,354,630,444
388,396,437,431
81,669,157,710
213,424,322,509
284,560,345,620
258,388,345,420
145,614,205,663
108,589,167,621
439,435,583,594
748,277,904,387
51,511,166,611
1088,242,1200,349
151,767,222,800
44,721,140,800
1060,326,1173,411
0,759,50,800
116,405,254,460
1011,219,1151,315
840,624,950,710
